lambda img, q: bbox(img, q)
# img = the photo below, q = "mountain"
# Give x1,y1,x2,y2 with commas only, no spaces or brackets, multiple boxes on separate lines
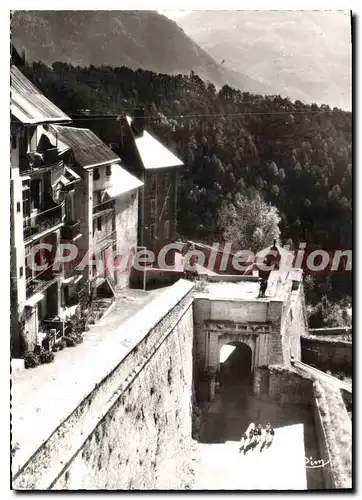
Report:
11,10,271,96
178,10,352,110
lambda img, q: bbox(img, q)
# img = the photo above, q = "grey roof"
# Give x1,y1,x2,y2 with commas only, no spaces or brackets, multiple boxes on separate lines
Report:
50,125,120,168
11,66,71,124
126,116,183,170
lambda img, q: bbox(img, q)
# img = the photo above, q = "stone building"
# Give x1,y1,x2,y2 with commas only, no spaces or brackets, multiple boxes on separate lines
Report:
50,125,143,296
71,109,183,266
10,65,80,353
193,270,306,401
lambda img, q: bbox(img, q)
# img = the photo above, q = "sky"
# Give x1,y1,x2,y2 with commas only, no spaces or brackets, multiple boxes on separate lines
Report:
158,10,192,22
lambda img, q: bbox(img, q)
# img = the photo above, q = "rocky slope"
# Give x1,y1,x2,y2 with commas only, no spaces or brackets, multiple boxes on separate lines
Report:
178,10,352,109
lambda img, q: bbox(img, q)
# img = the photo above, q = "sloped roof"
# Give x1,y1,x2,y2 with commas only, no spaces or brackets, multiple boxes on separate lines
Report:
50,125,120,168
106,163,143,198
126,116,183,170
11,66,71,124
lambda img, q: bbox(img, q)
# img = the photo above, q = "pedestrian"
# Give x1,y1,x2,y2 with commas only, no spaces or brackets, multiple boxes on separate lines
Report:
258,278,268,298
242,422,254,451
248,423,255,443
239,432,247,453
256,424,262,445
264,422,275,448
252,425,260,448
269,426,275,446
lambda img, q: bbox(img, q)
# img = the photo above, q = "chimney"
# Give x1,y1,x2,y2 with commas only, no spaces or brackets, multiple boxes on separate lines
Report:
132,107,145,137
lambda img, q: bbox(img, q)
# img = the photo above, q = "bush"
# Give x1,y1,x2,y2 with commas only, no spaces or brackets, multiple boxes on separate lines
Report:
24,351,39,369
72,334,83,344
59,338,68,349
64,336,77,347
39,349,55,364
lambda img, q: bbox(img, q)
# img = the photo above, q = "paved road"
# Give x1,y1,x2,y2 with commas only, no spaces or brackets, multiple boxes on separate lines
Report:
193,385,324,490
195,426,307,490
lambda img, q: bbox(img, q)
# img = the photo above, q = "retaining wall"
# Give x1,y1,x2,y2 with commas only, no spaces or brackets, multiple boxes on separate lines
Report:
253,365,314,406
253,365,352,489
12,280,195,490
301,336,352,375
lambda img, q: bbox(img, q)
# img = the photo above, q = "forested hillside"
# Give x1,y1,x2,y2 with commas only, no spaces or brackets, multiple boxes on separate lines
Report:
11,10,269,94
18,61,352,310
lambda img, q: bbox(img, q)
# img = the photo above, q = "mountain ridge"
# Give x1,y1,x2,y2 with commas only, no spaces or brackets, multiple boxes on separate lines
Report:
11,10,272,97
178,10,352,110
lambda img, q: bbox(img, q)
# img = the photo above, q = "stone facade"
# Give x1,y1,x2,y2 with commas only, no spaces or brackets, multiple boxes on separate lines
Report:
253,365,314,407
301,336,352,375
12,280,195,490
193,280,307,400
114,191,139,289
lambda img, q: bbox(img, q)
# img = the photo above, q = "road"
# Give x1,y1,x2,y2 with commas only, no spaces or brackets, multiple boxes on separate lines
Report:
193,385,324,490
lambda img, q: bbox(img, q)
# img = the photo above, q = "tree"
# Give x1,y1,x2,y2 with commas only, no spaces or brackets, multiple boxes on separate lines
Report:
217,190,281,253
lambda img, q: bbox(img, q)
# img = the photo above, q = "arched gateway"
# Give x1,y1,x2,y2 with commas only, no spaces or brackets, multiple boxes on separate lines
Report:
193,275,306,402
219,341,253,387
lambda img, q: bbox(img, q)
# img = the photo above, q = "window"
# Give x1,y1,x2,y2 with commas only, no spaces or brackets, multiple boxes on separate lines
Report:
66,190,75,222
150,223,156,241
94,168,100,180
97,216,102,231
150,174,157,192
94,191,102,208
19,128,28,156
164,172,170,190
25,245,33,281
30,179,41,210
53,182,62,202
16,202,21,213
164,220,170,239
163,197,170,217
106,164,112,177
11,134,17,150
19,266,23,278
150,198,157,218
22,183,30,219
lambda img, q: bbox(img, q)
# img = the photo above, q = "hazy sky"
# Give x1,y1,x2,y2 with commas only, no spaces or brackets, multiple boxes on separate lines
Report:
159,9,350,23
159,10,191,22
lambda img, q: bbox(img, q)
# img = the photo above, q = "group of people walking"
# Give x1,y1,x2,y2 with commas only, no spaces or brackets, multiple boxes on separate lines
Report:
238,422,275,454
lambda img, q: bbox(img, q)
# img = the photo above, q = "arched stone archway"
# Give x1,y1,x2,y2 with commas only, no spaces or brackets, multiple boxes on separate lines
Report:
217,335,256,373
218,341,253,389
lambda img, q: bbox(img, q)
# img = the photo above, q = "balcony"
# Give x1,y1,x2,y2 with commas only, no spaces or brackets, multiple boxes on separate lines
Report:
19,148,63,176
26,271,62,299
61,220,81,241
23,201,65,241
93,198,115,218
39,318,65,351
94,228,117,247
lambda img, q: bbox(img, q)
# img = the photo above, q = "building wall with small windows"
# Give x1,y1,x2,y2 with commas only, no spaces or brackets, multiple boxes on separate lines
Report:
114,191,139,289
142,168,178,263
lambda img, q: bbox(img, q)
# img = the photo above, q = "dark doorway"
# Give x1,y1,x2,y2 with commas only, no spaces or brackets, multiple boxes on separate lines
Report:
219,342,252,389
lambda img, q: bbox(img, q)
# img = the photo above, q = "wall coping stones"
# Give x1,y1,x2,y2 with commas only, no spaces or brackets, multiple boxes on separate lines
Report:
302,335,352,347
11,279,194,481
